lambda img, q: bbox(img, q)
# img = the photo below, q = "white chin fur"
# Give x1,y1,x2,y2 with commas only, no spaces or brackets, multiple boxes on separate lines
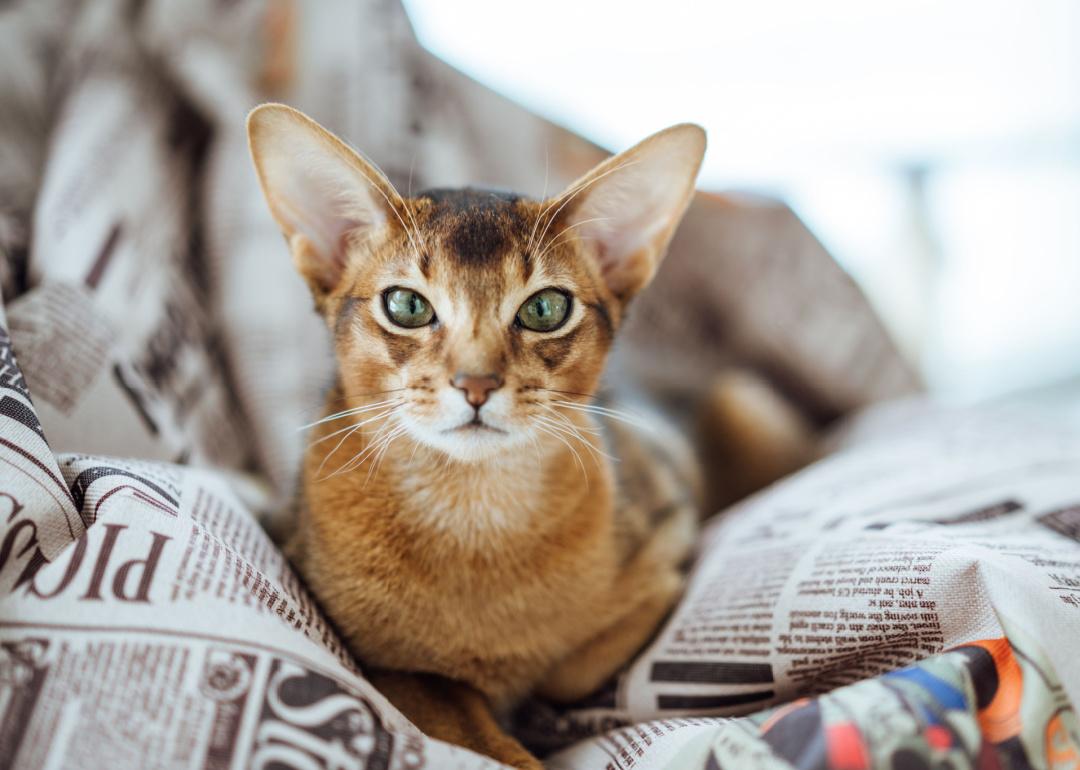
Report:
407,423,527,462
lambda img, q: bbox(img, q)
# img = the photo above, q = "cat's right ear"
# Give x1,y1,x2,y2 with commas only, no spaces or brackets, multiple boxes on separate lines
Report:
247,104,403,300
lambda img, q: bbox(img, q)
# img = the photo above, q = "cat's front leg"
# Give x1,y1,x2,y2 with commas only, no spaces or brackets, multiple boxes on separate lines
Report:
535,501,695,702
534,566,684,703
366,669,543,769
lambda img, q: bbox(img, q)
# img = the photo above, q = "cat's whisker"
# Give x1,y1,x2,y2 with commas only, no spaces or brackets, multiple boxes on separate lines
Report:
534,414,616,464
533,413,604,461
537,404,603,436
314,406,403,475
551,400,656,432
309,405,403,447
360,423,403,483
327,439,388,480
531,420,588,484
316,422,366,475
294,388,407,418
299,398,404,430
323,415,402,479
320,438,380,480
302,399,403,430
363,425,409,487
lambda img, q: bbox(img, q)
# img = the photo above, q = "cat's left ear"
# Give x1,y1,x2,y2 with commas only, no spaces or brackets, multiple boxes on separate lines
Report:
553,124,705,301
247,103,405,301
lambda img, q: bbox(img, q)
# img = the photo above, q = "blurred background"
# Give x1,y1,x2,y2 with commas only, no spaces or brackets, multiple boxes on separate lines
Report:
3,0,1076,482
404,0,1080,403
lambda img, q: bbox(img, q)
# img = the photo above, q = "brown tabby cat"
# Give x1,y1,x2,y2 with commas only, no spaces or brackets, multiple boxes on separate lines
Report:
248,103,706,768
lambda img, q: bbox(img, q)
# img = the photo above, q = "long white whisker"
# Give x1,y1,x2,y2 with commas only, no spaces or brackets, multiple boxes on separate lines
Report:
534,415,616,463
537,404,602,435
324,417,400,479
346,417,400,466
532,421,588,484
299,398,404,430
363,426,408,487
360,423,403,483
308,406,402,446
314,406,402,475
552,400,656,432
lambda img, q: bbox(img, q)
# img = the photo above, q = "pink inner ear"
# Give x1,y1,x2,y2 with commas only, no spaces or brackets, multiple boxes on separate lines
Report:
307,218,370,292
330,226,355,273
576,203,668,295
274,166,384,291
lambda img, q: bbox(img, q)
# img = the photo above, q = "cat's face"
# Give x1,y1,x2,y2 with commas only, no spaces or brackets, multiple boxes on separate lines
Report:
324,189,620,460
248,105,705,461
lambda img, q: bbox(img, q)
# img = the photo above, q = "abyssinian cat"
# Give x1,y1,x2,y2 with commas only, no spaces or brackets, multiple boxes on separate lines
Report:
247,104,740,768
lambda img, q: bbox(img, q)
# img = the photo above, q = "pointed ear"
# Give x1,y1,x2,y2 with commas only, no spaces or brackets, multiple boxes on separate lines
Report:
553,124,705,301
246,103,405,299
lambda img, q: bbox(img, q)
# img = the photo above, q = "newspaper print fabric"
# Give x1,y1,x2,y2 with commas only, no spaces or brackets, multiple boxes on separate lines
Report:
518,401,1080,768
5,288,1080,769
3,0,1077,769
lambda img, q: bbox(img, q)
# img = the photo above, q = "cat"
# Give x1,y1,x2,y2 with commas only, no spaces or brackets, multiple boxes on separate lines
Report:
248,103,718,768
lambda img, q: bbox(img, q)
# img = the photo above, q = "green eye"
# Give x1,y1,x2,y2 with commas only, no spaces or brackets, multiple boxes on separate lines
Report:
384,288,435,328
516,289,570,332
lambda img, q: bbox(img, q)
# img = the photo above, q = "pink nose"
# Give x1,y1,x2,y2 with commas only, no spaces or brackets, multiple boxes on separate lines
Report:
452,373,503,407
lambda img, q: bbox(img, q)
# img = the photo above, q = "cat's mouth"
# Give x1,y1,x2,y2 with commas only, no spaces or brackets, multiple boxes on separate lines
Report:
444,415,507,434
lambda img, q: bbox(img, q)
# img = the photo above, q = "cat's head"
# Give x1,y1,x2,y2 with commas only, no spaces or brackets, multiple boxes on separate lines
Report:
248,104,704,461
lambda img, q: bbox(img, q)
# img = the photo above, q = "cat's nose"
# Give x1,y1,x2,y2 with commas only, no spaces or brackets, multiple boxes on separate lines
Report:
451,372,503,408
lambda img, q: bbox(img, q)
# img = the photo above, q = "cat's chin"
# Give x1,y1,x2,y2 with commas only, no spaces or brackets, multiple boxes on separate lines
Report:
409,423,527,463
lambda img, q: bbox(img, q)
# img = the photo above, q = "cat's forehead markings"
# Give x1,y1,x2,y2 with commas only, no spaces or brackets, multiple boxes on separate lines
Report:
415,187,530,271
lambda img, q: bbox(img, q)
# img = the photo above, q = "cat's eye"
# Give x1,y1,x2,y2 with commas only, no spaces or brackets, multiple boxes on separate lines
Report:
516,289,571,332
384,287,435,328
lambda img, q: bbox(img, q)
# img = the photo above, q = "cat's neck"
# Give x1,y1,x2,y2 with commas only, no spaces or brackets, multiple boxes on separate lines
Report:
387,424,610,545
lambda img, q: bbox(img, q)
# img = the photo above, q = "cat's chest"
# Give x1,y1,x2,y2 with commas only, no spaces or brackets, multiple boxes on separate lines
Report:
392,463,553,543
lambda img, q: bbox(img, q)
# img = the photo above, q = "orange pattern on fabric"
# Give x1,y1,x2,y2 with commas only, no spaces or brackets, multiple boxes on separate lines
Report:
972,638,1024,743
